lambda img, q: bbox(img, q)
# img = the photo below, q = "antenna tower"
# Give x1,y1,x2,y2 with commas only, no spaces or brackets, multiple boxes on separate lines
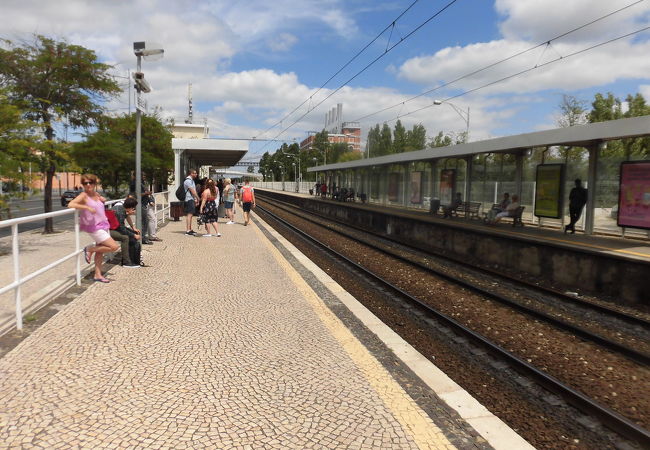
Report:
185,83,193,124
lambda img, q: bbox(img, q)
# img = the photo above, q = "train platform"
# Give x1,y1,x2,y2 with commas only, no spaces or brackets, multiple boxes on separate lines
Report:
0,210,532,449
273,190,650,263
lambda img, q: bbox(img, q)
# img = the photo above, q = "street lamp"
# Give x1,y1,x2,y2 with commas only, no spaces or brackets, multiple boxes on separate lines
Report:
433,100,470,142
280,151,301,192
133,41,164,231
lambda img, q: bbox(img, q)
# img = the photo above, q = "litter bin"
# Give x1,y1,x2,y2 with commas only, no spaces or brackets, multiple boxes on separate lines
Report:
170,201,184,221
430,198,440,214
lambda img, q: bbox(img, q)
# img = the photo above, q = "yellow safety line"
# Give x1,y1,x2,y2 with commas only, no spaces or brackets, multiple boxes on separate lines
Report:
253,221,455,450
488,226,650,258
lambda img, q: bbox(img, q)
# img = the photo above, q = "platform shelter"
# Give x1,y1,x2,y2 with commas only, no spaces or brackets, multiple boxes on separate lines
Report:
171,123,249,189
308,116,650,239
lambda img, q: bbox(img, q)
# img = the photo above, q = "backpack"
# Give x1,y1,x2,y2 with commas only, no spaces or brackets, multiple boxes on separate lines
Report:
105,210,120,230
241,186,253,203
175,183,187,202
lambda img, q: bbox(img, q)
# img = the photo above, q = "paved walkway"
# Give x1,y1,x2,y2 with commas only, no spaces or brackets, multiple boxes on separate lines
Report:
0,211,530,449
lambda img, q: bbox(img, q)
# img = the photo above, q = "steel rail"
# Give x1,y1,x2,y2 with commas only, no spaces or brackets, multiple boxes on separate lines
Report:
259,192,650,330
255,204,650,447
258,197,650,366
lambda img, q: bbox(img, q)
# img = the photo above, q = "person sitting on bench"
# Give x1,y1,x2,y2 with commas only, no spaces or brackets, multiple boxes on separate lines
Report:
442,192,463,218
491,194,520,224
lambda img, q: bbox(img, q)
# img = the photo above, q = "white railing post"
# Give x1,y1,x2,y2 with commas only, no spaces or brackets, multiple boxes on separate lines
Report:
74,210,81,286
12,223,23,330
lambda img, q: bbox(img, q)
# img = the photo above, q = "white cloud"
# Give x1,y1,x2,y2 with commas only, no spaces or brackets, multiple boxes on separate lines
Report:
398,0,650,99
268,33,298,52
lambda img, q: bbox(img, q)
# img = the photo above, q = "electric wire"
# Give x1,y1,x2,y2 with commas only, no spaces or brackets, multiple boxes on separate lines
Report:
382,24,650,124
353,0,646,123
259,0,460,152
254,0,422,142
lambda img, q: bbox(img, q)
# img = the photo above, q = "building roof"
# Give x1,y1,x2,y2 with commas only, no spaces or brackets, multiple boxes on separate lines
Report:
172,138,249,168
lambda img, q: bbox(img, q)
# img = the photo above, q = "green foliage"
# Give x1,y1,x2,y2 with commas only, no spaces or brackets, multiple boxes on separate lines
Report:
338,151,363,163
366,121,429,155
71,113,173,197
428,131,453,148
0,34,121,231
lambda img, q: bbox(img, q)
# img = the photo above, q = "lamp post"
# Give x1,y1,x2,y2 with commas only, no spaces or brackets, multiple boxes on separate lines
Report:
280,151,301,192
433,100,470,142
133,41,164,232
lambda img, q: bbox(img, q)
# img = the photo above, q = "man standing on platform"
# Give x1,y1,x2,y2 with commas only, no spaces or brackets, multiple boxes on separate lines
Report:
566,179,588,234
184,169,199,235
240,179,256,226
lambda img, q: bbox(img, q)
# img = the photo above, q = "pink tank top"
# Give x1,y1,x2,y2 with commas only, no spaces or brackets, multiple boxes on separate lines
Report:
79,196,109,233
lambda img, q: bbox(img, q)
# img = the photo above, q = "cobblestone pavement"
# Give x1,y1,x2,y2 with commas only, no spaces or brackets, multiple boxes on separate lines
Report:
0,213,460,449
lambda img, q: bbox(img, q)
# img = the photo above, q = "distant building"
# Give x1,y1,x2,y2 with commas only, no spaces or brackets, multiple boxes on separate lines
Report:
299,104,361,152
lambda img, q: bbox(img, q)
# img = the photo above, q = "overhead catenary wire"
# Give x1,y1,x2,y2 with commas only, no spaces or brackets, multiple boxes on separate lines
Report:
383,25,650,124
353,0,647,123
259,0,460,152
254,0,423,142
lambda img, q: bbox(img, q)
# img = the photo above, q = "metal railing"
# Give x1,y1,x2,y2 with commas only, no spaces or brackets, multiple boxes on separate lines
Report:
0,188,172,331
0,208,83,330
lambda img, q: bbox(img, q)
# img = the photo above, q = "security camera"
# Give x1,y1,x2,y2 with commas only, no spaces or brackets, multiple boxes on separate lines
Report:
132,72,152,93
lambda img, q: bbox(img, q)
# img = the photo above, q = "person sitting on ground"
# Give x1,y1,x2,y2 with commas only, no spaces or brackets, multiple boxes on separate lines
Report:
442,192,463,218
491,194,520,224
199,179,221,237
111,197,144,267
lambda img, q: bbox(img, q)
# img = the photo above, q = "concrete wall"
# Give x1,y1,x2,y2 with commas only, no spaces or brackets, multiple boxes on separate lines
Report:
258,190,649,306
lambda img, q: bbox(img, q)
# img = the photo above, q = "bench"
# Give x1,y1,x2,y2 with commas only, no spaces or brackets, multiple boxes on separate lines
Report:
501,206,525,227
451,201,482,219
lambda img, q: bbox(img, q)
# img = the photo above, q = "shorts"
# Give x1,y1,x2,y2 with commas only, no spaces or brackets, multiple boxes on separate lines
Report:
225,201,234,209
88,229,111,244
242,202,252,212
184,200,196,214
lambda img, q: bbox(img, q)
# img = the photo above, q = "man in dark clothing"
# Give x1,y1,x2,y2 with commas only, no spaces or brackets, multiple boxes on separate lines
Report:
565,179,588,234
129,173,152,244
110,197,143,267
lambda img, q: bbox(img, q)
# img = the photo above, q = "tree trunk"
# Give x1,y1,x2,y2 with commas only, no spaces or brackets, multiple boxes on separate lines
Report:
43,164,55,233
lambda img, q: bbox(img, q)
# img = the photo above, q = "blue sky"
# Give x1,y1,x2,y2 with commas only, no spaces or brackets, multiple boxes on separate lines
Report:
2,0,650,160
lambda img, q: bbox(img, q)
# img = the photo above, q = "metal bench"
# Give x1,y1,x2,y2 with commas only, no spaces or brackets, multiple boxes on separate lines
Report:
452,201,482,219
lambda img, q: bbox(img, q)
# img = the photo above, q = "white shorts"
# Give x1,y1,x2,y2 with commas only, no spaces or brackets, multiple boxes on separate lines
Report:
88,229,111,244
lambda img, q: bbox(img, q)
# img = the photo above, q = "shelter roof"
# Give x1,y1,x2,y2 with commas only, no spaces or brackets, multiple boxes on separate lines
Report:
308,115,650,172
172,138,249,168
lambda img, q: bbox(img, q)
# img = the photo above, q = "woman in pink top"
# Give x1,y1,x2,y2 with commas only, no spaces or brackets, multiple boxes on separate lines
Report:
68,174,119,283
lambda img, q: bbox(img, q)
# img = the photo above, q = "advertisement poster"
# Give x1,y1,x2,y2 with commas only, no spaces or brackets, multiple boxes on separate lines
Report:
618,161,650,229
410,171,422,204
534,164,565,218
439,169,455,205
388,172,400,202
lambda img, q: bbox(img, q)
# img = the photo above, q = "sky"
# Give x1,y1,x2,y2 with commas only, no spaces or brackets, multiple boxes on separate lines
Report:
2,0,650,161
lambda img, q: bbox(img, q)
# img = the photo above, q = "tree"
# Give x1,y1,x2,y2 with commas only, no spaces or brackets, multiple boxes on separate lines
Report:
366,124,380,158
247,165,255,173
393,120,407,153
312,130,330,164
0,35,121,232
428,131,453,148
557,94,588,128
378,123,393,156
71,113,173,197
0,88,38,214
405,124,427,151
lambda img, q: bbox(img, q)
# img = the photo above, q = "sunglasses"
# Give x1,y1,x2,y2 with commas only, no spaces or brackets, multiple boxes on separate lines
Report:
82,181,96,185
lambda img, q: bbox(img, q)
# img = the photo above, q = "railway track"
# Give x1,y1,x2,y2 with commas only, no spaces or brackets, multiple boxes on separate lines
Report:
257,195,650,359
255,200,650,448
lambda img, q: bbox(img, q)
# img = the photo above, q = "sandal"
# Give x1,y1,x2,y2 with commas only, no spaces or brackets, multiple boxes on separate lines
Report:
93,277,110,283
83,246,91,264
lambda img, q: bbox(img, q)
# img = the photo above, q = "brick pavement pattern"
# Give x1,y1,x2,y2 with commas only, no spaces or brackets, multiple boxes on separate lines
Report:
0,214,456,449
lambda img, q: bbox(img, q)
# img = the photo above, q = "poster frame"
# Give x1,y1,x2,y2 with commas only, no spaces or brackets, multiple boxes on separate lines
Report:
410,171,423,204
439,169,456,205
617,160,650,230
534,163,566,219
